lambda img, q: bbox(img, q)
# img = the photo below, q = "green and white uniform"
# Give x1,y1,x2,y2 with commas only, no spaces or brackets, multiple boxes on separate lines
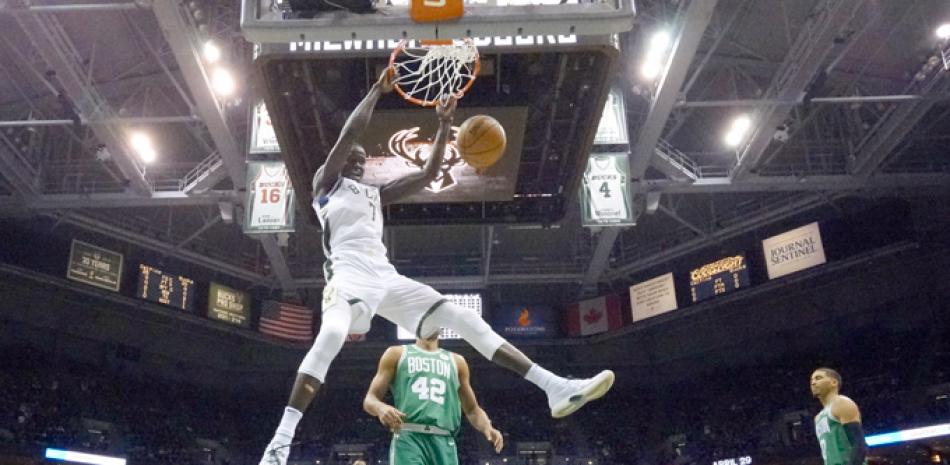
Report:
815,404,866,465
389,344,461,465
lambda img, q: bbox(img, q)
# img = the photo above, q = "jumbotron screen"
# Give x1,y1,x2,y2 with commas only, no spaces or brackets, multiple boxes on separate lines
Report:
358,107,527,204
396,293,482,340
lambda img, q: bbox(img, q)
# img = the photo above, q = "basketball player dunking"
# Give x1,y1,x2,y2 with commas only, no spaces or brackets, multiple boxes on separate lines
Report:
364,333,504,465
811,368,868,465
258,70,614,465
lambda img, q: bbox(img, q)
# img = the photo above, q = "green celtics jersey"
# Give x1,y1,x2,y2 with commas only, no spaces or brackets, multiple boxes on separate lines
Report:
391,344,462,436
815,404,865,465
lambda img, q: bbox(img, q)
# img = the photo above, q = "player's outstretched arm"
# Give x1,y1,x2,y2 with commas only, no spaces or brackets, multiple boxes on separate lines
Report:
312,69,394,198
454,353,504,454
379,96,457,206
363,346,406,433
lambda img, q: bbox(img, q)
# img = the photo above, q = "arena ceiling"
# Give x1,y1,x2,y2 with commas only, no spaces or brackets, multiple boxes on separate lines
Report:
0,0,948,300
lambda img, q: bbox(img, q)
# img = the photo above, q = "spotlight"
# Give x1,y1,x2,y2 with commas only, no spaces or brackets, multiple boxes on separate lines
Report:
139,146,156,164
639,29,672,81
211,68,236,96
648,30,671,53
130,132,151,152
724,114,752,147
202,41,221,63
640,60,663,80
936,23,950,40
129,132,157,164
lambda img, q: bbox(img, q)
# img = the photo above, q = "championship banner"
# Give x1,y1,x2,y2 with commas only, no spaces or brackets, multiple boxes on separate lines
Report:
689,255,751,303
245,161,296,233
136,264,196,311
249,101,280,153
492,305,556,338
579,153,636,227
593,88,628,145
629,272,678,322
207,282,251,328
565,294,624,337
66,240,123,292
762,222,827,279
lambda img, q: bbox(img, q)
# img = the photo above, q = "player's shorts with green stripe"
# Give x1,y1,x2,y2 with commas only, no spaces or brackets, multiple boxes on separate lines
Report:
389,431,458,465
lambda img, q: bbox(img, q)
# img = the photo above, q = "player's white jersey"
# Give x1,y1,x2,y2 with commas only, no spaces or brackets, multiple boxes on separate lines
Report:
584,156,628,221
250,165,291,228
313,177,387,259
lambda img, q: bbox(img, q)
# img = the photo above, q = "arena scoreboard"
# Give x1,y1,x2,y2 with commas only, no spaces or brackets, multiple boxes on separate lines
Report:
136,264,196,311
689,254,751,303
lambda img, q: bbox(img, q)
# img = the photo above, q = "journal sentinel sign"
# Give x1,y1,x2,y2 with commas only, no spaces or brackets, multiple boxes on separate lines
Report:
762,222,827,280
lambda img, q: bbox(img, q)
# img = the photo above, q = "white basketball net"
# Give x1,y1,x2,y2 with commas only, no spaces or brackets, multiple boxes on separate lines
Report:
391,39,479,106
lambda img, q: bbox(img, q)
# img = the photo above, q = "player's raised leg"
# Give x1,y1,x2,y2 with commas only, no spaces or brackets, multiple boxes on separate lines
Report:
379,278,614,418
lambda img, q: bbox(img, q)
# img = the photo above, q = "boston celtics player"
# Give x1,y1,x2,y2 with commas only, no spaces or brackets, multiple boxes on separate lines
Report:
811,368,868,465
364,334,504,465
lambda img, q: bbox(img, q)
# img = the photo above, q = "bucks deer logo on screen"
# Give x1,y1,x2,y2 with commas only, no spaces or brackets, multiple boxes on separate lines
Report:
387,126,462,193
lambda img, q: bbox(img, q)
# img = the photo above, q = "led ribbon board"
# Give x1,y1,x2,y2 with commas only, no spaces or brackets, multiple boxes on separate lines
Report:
45,448,126,465
865,423,950,447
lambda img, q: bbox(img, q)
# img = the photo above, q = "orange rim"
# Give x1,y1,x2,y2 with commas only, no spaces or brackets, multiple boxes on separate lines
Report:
420,39,454,46
389,39,480,107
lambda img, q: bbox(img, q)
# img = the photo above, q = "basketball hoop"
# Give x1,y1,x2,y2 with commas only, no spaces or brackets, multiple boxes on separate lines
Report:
389,38,480,107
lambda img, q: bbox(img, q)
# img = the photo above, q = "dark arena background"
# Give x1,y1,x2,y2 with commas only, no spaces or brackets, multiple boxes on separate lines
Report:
1,1,950,465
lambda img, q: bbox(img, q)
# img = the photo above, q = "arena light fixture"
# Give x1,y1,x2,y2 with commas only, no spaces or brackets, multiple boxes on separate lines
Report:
724,114,752,147
648,30,671,53
936,23,950,40
640,60,664,80
640,30,671,80
203,40,221,63
129,132,157,164
211,68,236,97
45,448,126,465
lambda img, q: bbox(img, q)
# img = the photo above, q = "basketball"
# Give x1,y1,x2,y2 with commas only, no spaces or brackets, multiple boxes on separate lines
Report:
456,115,506,170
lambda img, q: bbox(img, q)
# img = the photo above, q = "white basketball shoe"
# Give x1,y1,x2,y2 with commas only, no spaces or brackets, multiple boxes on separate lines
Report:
259,440,290,465
547,370,615,418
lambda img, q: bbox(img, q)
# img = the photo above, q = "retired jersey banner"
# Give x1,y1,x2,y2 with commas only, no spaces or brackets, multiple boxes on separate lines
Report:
580,153,635,227
245,161,296,233
689,255,751,303
492,305,557,338
762,222,827,279
629,272,678,322
565,294,624,337
249,101,280,153
593,88,628,145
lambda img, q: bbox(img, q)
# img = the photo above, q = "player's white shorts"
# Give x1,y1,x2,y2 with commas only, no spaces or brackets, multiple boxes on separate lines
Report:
321,250,443,336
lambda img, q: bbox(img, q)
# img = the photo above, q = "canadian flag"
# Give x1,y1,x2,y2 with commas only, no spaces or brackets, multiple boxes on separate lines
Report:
566,294,624,336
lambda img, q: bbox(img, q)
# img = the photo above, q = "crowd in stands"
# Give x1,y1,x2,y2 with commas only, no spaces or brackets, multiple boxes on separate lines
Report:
1,325,947,465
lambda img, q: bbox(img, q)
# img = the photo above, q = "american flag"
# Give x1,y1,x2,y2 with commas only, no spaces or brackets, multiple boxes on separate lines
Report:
259,301,313,343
